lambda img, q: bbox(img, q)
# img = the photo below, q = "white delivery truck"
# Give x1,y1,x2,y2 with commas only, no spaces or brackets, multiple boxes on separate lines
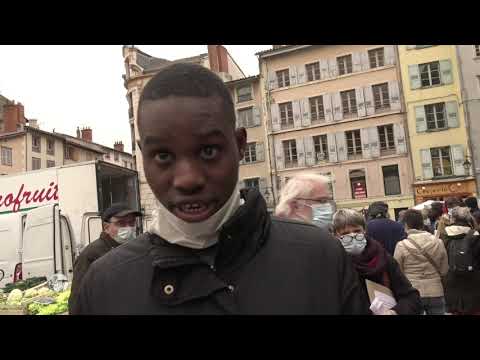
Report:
0,160,141,288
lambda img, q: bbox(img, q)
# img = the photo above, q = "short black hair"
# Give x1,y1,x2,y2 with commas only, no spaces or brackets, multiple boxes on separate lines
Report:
367,201,389,219
465,197,479,211
403,209,424,230
429,202,444,218
445,196,462,209
137,63,236,138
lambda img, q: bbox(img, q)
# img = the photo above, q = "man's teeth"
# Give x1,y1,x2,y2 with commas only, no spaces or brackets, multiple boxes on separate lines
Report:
180,203,206,213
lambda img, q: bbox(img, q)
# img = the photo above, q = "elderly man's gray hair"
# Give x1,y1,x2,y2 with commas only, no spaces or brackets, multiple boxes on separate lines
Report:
275,173,331,218
333,209,366,232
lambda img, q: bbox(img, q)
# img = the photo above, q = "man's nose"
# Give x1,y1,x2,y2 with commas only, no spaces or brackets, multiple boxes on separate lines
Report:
172,159,206,194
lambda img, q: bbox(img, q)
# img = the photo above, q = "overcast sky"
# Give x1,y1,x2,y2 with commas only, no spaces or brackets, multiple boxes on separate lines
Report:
0,45,270,153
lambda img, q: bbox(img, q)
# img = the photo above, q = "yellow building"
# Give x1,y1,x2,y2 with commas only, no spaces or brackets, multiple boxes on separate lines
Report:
397,45,476,203
257,45,415,218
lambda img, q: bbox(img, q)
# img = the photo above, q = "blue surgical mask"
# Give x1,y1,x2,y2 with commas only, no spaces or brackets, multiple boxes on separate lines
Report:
311,203,334,227
339,232,367,255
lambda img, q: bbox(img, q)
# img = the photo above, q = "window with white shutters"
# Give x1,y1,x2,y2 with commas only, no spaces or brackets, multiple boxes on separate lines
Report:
1,146,12,166
378,125,395,155
419,61,441,87
279,102,294,129
337,55,353,76
283,139,298,168
238,107,255,128
65,146,75,160
475,45,480,57
306,62,321,81
32,157,41,170
425,103,447,130
236,85,253,103
341,90,357,117
309,96,325,123
431,146,453,177
313,135,329,163
244,177,260,189
47,139,55,155
372,83,390,111
244,142,257,163
368,48,385,68
346,130,362,159
32,135,41,153
276,69,290,88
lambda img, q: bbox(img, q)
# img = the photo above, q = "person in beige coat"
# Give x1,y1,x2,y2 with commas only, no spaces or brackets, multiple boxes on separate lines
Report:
394,209,449,315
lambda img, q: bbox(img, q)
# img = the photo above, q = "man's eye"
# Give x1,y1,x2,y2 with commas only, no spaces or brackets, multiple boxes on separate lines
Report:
154,152,172,164
200,146,219,160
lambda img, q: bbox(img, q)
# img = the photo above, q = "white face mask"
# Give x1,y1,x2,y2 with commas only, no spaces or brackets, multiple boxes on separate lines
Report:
311,203,334,227
338,232,367,255
148,185,243,249
113,226,136,244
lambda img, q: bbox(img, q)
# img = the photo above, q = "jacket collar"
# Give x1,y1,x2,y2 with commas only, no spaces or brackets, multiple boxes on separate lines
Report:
407,229,429,235
146,188,271,308
147,188,271,271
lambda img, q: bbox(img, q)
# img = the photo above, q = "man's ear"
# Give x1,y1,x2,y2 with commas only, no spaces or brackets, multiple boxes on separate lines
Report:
235,128,247,161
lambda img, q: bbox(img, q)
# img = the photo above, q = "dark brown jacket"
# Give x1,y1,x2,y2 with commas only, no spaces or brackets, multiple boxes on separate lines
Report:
68,232,119,311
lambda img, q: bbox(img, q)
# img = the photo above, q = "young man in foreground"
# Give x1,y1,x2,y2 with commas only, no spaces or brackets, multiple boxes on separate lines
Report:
71,63,370,315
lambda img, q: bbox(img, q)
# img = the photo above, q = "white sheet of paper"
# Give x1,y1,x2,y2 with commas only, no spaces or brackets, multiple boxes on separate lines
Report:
373,290,397,309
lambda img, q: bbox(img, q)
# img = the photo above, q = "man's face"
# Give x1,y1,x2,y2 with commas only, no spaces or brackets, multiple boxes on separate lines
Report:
104,214,137,238
139,96,246,223
293,183,331,222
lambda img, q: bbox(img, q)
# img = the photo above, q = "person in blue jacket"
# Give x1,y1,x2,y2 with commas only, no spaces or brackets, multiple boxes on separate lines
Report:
366,201,406,256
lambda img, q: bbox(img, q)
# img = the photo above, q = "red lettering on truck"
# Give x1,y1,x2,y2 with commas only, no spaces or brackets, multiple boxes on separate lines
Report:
0,182,59,212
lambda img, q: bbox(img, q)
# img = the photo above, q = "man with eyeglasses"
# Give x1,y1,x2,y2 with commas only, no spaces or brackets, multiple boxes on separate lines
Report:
275,173,336,233
68,204,141,311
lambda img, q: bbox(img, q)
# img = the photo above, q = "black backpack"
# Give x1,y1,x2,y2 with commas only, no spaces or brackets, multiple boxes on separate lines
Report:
446,229,476,273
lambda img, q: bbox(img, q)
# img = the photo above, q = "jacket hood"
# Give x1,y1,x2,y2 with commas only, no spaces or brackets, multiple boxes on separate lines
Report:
445,225,479,237
405,229,443,254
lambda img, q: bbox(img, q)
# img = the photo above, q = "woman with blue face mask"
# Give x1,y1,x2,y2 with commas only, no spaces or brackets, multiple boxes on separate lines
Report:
333,209,422,315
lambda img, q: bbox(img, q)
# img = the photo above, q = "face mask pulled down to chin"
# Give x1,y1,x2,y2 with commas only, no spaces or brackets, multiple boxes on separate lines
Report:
148,185,243,249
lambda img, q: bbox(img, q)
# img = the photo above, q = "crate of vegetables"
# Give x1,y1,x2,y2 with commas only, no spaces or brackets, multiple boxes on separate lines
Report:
0,283,71,315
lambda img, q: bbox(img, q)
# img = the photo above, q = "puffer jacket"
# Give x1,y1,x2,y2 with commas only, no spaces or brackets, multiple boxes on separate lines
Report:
394,229,448,298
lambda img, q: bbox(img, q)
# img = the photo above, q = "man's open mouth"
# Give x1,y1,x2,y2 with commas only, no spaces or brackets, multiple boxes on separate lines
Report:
172,201,216,222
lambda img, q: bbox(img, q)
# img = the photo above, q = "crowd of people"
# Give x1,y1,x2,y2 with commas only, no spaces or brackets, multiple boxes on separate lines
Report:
67,63,479,315
274,172,480,315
